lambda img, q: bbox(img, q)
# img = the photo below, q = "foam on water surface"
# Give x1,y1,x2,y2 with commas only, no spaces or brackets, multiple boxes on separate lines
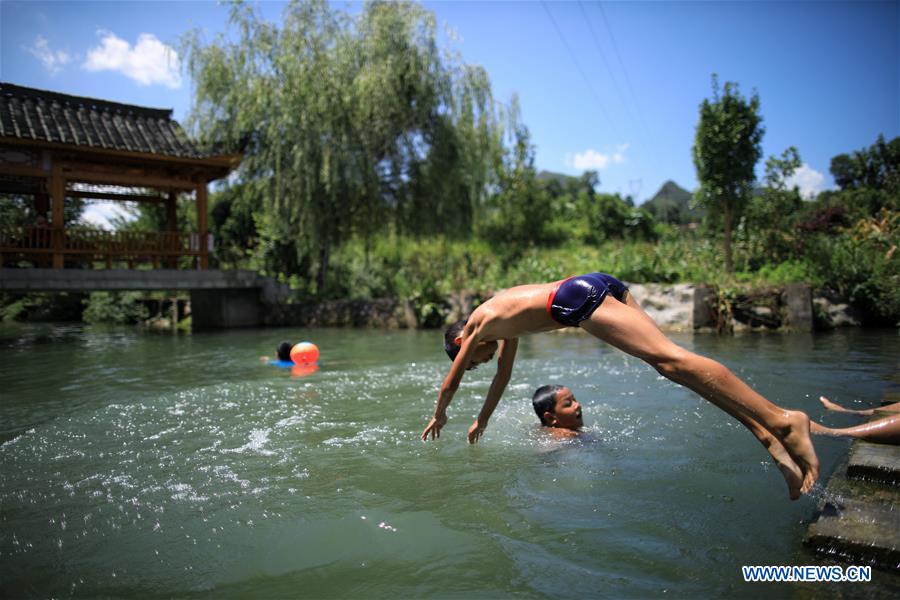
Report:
1,325,899,597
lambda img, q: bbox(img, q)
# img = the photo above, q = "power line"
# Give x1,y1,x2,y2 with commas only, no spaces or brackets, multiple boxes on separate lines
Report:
595,2,656,160
576,1,638,137
539,0,624,145
576,0,653,196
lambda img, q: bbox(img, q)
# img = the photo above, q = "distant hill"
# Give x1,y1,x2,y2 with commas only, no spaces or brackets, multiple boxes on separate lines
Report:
642,180,703,224
536,170,570,182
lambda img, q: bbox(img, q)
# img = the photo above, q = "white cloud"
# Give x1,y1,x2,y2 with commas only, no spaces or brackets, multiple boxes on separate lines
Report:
785,163,828,199
23,35,71,75
81,202,133,230
83,30,181,89
568,144,629,171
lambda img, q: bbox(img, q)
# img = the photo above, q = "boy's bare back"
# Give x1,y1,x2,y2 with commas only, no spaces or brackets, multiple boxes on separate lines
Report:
465,281,566,343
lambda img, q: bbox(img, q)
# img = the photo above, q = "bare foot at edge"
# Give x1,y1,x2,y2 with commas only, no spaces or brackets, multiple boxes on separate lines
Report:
761,436,803,501
781,410,820,495
819,396,852,413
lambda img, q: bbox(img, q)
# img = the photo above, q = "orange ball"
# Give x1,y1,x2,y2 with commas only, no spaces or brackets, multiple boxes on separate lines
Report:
290,341,320,365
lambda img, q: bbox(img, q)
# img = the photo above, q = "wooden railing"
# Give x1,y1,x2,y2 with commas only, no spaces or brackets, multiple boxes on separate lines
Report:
0,227,209,268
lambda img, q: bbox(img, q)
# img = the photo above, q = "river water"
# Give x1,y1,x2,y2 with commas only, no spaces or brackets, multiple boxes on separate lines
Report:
1,324,898,598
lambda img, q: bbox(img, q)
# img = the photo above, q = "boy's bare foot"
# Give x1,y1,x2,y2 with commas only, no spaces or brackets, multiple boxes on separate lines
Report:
819,396,851,413
760,435,803,500
780,410,820,495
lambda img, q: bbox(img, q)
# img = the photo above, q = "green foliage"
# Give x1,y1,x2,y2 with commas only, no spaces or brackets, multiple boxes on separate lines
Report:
736,147,804,267
0,293,86,322
82,292,149,325
830,134,900,196
692,75,764,272
182,0,510,289
480,123,560,251
209,183,261,269
800,209,899,325
0,193,86,229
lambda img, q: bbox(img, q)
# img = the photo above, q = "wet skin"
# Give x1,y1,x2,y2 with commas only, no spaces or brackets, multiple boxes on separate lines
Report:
422,279,820,499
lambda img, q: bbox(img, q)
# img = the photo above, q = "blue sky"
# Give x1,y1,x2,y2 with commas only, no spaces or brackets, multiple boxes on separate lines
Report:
2,0,898,206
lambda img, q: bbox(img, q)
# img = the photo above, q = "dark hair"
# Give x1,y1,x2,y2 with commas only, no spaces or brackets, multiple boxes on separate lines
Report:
532,385,565,426
444,319,467,361
276,341,292,362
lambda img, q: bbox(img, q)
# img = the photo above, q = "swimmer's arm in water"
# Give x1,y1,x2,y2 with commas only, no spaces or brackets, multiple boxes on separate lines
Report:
421,321,483,441
468,338,518,444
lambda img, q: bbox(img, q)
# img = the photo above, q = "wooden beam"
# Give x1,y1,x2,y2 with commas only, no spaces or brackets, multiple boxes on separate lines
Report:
0,180,42,195
166,192,178,232
50,164,65,268
66,190,167,203
166,191,178,268
0,164,50,178
62,169,197,190
196,184,208,269
0,136,242,174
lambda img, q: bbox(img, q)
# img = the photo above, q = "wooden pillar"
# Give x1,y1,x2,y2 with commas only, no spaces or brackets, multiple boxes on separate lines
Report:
165,191,177,268
50,164,65,269
35,189,50,216
196,182,208,270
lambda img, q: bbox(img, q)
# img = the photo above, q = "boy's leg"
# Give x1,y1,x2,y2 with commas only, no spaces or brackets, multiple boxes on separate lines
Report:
811,414,900,444
580,295,819,496
818,396,874,415
619,292,805,499
819,396,900,415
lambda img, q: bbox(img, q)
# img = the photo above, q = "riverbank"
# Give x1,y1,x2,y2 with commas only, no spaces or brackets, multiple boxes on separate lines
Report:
261,282,866,333
0,281,875,333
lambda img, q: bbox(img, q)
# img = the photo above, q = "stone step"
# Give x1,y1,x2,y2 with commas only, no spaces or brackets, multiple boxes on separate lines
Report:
847,441,900,486
805,495,900,570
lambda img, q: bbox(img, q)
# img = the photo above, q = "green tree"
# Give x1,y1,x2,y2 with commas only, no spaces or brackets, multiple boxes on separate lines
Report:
828,134,899,216
740,147,803,266
831,134,900,192
481,122,557,250
692,75,764,273
181,0,507,292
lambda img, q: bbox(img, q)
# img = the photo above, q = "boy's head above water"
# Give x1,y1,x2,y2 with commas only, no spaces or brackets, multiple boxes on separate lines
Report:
532,385,583,430
276,341,292,362
444,319,498,370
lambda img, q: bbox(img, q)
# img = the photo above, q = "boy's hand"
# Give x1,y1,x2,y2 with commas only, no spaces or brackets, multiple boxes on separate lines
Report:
421,413,448,441
467,419,486,444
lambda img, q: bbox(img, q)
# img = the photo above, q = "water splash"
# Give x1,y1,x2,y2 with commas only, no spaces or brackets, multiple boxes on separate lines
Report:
808,482,845,517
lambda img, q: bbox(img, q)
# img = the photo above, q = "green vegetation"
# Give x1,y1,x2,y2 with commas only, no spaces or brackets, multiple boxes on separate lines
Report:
692,75,764,273
82,292,150,325
1,1,896,328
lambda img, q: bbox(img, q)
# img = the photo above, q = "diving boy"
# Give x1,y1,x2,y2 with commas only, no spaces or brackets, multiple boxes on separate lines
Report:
421,272,820,500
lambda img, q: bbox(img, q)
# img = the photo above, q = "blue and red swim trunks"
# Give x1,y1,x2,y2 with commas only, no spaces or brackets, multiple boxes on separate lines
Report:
546,272,629,327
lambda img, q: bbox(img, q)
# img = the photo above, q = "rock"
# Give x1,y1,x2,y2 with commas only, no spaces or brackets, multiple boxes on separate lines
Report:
813,296,861,327
627,283,695,332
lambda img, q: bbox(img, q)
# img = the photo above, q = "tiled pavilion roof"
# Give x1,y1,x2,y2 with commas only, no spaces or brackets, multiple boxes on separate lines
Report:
0,82,204,159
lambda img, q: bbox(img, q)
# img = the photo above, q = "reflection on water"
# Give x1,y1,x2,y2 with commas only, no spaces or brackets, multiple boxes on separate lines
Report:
1,324,898,597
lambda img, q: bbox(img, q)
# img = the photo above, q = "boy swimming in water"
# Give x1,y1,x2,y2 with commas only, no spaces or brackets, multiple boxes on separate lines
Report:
421,272,820,500
532,384,583,439
261,341,293,367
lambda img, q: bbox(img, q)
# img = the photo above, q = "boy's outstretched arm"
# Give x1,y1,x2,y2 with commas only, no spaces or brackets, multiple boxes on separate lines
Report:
468,338,518,444
421,327,481,441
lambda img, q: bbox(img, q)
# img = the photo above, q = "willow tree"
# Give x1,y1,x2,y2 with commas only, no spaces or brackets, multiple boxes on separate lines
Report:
182,0,506,290
692,75,764,273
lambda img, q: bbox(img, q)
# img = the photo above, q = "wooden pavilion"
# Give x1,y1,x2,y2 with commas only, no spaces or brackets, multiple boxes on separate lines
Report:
0,83,242,269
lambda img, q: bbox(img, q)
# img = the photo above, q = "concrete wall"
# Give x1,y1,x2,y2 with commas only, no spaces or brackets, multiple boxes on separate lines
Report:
190,288,262,330
1,268,281,329
0,268,264,292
